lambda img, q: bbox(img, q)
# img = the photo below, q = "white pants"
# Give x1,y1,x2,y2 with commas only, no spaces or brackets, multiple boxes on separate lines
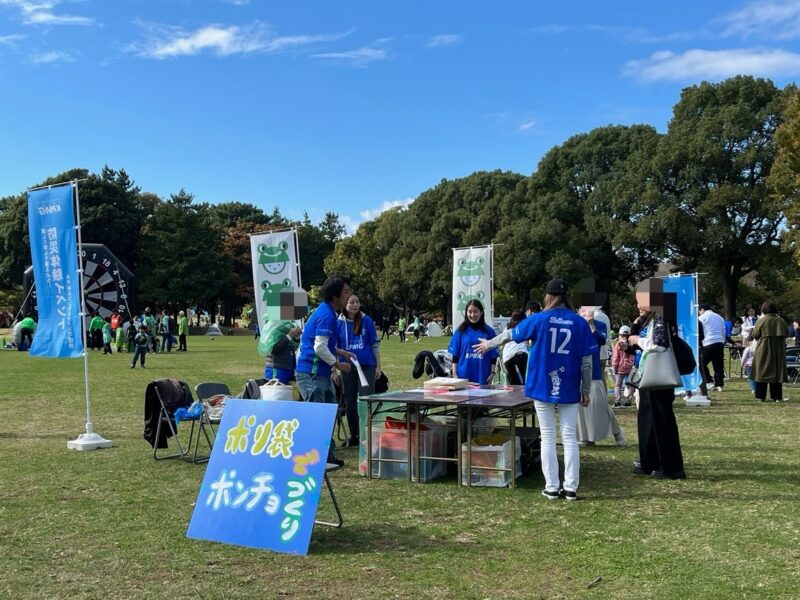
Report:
534,400,580,493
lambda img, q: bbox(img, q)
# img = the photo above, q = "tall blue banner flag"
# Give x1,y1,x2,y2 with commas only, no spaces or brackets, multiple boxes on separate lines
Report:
27,184,84,358
663,274,702,391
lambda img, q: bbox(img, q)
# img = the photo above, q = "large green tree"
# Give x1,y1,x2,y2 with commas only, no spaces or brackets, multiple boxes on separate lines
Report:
650,76,791,319
136,190,228,312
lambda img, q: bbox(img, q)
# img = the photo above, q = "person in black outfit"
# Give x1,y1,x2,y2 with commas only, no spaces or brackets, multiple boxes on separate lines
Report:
380,315,391,340
629,278,685,480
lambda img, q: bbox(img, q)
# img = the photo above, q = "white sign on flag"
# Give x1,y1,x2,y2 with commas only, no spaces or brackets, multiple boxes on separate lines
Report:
451,245,493,330
250,229,302,337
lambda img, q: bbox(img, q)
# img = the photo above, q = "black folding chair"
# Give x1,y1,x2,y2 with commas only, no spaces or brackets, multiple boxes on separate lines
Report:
146,379,215,464
314,463,344,528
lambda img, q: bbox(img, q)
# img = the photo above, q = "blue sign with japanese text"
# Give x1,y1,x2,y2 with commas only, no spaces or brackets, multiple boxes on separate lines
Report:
663,274,702,392
27,183,84,358
187,399,336,555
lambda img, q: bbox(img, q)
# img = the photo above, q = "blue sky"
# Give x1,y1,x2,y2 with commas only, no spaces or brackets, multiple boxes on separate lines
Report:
1,1,799,231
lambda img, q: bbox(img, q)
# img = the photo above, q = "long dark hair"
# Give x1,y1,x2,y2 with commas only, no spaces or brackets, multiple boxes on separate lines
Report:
508,309,525,329
459,299,488,333
345,295,363,336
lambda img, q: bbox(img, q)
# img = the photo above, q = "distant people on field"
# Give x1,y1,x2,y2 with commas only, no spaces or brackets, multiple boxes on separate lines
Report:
752,300,789,403
792,319,800,348
178,310,189,351
380,315,391,341
502,309,528,385
398,316,407,343
610,325,636,407
102,317,113,354
741,304,758,345
19,314,36,351
525,301,542,317
142,308,157,353
412,315,422,342
89,312,105,351
698,303,726,392
131,324,149,368
741,339,757,395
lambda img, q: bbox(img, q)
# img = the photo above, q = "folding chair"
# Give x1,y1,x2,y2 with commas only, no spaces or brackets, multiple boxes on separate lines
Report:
193,382,231,455
314,463,344,528
786,349,800,386
145,379,214,463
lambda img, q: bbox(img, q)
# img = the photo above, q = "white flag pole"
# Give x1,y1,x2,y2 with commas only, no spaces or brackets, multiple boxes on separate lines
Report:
67,180,112,450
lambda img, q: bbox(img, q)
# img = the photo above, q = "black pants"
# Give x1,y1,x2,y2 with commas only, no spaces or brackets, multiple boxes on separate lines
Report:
341,366,375,441
504,353,528,385
91,329,102,350
755,381,783,401
179,334,187,351
399,330,406,342
20,327,33,350
638,388,684,476
380,328,389,340
702,342,725,388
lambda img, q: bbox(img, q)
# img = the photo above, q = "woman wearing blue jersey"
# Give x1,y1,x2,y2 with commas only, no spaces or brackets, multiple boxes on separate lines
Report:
448,300,498,384
474,279,595,500
337,294,382,448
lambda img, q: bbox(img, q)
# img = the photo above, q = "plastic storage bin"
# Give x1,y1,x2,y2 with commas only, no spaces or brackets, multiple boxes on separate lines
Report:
461,437,522,487
368,420,449,482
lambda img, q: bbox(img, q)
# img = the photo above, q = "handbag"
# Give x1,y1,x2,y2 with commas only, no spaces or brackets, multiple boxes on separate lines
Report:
671,333,697,376
259,379,294,401
629,348,683,391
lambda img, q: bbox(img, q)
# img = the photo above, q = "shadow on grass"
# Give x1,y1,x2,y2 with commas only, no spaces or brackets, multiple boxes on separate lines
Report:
310,521,461,554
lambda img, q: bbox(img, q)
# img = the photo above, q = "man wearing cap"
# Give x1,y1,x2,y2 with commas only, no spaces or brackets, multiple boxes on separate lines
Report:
698,303,726,392
474,278,595,501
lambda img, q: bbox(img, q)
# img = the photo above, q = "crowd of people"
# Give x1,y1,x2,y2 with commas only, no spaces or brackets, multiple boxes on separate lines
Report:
82,306,191,368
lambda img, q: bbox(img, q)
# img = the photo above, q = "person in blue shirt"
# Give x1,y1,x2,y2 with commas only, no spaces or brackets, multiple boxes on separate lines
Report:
337,293,382,448
295,276,355,466
448,299,498,384
474,278,595,501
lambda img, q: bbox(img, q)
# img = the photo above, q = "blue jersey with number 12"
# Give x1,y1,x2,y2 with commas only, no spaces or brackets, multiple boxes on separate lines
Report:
511,307,597,404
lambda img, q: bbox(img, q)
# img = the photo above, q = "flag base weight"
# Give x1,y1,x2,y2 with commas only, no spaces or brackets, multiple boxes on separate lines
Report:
67,432,113,451
685,394,711,407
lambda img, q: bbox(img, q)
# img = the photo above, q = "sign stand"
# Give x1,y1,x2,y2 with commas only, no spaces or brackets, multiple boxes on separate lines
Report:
66,181,112,451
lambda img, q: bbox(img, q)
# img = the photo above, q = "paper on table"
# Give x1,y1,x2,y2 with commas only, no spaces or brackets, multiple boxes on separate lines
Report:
350,356,369,387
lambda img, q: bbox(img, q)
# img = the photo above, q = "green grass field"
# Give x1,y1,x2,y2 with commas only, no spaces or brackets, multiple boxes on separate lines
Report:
1,334,798,599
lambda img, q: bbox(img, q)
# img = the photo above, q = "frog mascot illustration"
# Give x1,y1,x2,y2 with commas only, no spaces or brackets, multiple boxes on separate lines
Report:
261,278,293,319
258,241,290,275
457,256,484,287
456,290,486,311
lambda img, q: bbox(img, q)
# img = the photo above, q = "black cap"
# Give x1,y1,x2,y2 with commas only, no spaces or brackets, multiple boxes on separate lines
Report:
545,278,568,295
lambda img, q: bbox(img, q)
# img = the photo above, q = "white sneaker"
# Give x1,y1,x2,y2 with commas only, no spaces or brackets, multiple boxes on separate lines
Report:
715,386,723,392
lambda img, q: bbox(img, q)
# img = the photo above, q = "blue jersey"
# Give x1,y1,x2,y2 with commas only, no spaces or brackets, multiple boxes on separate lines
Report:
590,320,607,381
296,301,339,377
448,324,498,384
511,307,597,404
337,314,379,367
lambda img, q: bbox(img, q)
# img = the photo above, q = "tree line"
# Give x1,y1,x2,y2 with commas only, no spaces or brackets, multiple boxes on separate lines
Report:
1,76,799,324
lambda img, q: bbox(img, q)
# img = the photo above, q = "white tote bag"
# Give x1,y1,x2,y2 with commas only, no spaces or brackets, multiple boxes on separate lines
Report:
259,379,294,401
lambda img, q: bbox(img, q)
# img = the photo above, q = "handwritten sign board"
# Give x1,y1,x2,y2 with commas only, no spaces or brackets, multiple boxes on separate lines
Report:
187,399,336,555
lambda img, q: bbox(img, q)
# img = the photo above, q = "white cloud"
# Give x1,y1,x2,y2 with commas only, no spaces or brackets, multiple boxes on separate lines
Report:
30,49,72,64
519,120,536,131
426,34,462,48
719,0,800,40
359,198,413,221
314,46,387,67
341,198,415,234
0,0,93,26
530,24,704,44
0,33,25,45
623,48,800,82
132,21,351,59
